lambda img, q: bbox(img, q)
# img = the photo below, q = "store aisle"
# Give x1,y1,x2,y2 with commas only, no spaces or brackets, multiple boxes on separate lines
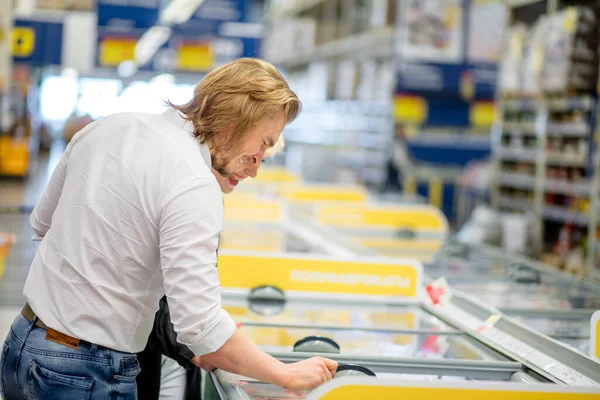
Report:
0,140,65,208
0,141,64,353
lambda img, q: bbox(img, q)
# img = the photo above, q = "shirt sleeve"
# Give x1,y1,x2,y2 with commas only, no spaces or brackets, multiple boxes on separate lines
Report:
158,173,235,356
29,143,72,237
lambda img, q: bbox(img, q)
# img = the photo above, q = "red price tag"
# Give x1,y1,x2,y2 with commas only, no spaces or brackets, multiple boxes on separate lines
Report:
421,335,440,353
425,277,451,306
425,285,445,305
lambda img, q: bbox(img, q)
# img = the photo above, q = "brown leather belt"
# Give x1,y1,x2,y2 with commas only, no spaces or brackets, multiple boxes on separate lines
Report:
21,303,81,350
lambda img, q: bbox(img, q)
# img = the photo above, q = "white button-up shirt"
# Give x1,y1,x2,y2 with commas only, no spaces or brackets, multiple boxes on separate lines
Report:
24,108,236,355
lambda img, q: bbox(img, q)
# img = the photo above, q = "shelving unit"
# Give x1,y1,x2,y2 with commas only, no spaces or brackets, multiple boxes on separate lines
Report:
267,26,393,69
493,94,598,275
263,0,396,190
492,1,600,278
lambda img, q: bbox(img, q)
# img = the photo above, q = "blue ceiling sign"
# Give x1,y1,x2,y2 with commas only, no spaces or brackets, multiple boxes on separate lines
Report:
97,0,160,30
13,19,63,66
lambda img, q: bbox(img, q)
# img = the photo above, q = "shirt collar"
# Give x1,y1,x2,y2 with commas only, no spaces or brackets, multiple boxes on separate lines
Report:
163,108,212,168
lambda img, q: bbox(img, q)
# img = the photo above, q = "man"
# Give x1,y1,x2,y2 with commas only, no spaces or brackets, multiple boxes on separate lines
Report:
138,139,287,400
0,58,337,400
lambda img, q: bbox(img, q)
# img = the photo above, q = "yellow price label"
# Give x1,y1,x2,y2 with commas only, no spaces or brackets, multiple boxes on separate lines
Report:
177,42,213,72
358,238,443,252
428,177,443,209
562,8,577,33
281,185,367,203
394,95,427,124
592,311,600,361
218,252,422,299
460,72,474,101
596,318,600,359
470,101,496,128
311,380,600,400
317,204,448,232
11,27,35,58
99,37,136,66
403,176,417,195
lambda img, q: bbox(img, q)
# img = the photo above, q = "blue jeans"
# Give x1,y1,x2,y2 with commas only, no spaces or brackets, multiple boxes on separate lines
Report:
0,313,141,400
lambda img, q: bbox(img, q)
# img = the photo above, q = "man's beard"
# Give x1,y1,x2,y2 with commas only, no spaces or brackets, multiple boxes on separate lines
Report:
211,148,232,177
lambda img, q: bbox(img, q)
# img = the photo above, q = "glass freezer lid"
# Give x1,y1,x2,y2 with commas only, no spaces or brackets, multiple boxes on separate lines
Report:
557,338,590,356
222,297,454,332
220,222,324,254
317,226,444,261
510,315,591,338
208,368,527,400
430,245,600,309
436,243,600,290
240,325,507,361
508,315,591,356
449,281,600,310
228,376,510,400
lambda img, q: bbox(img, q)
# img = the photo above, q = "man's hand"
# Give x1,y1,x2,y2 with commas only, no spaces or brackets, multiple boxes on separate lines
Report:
191,355,215,371
278,357,338,390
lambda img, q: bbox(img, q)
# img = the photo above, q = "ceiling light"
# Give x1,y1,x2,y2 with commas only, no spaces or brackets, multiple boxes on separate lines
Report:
135,26,172,67
160,0,207,25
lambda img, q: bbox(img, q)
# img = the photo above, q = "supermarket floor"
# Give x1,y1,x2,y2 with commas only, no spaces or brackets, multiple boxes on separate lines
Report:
0,141,64,344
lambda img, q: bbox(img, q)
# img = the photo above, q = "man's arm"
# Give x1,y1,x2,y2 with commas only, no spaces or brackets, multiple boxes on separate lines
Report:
202,328,337,389
158,173,336,390
159,174,236,356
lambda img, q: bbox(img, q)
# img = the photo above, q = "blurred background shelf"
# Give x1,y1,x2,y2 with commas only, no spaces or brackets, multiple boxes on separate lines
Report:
542,206,589,227
544,178,590,196
496,147,538,162
497,196,535,212
268,0,326,19
498,172,535,190
268,27,393,68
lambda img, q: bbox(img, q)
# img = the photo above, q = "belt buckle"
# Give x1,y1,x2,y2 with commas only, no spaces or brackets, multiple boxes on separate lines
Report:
45,328,80,350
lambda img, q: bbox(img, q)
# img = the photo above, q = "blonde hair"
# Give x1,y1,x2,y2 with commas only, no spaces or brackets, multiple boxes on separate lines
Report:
170,58,300,149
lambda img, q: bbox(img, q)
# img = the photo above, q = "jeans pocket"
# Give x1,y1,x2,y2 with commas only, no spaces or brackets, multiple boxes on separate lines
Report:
28,360,94,400
118,356,141,380
113,356,141,400
0,342,8,399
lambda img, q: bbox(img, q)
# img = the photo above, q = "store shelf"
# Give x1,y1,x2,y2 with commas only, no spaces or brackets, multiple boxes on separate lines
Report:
498,172,535,190
546,122,590,137
507,0,545,7
542,206,589,227
544,179,590,196
546,152,587,167
269,27,393,68
268,0,325,19
496,147,537,163
284,129,391,150
503,122,537,136
546,96,594,112
493,7,599,278
497,196,534,211
503,98,538,112
407,133,490,149
299,101,392,116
